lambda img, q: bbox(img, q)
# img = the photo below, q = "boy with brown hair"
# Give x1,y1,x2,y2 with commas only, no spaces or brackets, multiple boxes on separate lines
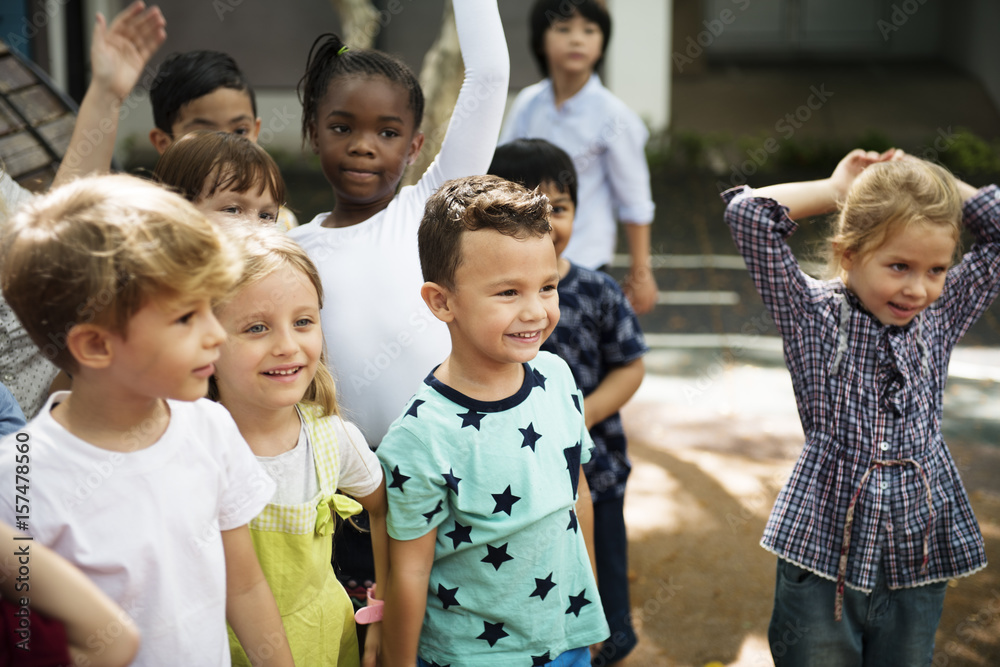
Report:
0,174,293,666
377,175,609,667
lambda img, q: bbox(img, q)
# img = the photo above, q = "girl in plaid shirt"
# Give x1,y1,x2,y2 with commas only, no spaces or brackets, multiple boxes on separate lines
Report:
724,148,1000,666
210,228,389,666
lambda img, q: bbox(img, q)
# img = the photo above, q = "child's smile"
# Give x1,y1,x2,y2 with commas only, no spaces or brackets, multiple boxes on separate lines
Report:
842,220,957,326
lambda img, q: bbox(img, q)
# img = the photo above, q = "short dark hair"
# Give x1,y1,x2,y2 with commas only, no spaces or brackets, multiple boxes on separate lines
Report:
529,0,612,77
299,33,424,146
150,51,257,134
419,175,551,288
489,138,578,208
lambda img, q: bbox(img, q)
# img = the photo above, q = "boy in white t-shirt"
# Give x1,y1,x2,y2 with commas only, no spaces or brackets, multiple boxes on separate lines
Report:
0,175,292,666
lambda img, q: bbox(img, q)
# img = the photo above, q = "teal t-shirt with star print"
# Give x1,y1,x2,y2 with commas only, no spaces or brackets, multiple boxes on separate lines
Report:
378,351,610,666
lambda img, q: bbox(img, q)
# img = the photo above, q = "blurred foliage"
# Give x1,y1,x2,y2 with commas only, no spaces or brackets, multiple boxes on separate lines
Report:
647,125,1000,182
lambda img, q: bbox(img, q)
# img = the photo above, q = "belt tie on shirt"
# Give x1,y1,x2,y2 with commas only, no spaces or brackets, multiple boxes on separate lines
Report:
835,457,933,621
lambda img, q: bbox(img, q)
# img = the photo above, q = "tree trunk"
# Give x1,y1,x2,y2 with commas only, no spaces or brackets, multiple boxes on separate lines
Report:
331,0,378,49
402,0,462,187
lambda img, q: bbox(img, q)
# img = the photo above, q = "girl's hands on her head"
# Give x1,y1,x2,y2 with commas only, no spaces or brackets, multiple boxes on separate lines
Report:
91,1,166,103
829,148,900,201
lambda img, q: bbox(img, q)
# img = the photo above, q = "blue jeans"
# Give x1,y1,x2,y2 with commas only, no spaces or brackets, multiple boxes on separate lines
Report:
418,647,590,666
591,497,637,665
769,558,947,666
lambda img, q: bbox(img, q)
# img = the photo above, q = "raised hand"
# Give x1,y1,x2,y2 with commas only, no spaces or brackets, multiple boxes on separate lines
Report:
90,1,166,103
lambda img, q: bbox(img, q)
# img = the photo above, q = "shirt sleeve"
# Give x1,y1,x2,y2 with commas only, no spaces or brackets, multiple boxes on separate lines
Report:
210,404,276,530
598,275,648,367
334,418,382,499
0,383,25,438
723,186,812,339
410,0,510,203
604,107,655,225
377,423,450,541
936,184,1000,350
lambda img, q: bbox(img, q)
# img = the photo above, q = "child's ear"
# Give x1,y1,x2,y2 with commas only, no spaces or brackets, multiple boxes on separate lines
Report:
65,324,114,370
421,281,454,323
406,132,425,166
840,247,855,270
149,128,173,155
248,117,262,143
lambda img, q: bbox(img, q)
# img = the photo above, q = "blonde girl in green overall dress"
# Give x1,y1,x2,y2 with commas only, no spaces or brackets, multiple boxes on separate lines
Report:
211,228,389,666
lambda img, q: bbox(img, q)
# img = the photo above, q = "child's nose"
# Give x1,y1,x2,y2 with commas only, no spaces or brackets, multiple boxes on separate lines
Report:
348,132,375,156
205,313,227,347
272,327,298,355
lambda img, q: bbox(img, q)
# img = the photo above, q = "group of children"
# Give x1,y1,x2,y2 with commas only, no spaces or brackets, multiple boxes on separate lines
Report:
0,1,996,667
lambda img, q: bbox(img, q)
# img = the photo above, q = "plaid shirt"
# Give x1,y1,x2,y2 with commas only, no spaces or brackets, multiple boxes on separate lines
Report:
541,262,648,502
724,184,1000,592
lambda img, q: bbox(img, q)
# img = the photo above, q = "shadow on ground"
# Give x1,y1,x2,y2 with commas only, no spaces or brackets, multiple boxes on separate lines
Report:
619,370,1000,666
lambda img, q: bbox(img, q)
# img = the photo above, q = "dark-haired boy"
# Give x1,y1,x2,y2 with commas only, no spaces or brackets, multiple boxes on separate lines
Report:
148,49,260,153
500,0,658,315
491,138,647,664
378,175,609,667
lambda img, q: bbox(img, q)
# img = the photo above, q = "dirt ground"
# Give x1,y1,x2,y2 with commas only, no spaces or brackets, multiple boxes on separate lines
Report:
614,361,1000,667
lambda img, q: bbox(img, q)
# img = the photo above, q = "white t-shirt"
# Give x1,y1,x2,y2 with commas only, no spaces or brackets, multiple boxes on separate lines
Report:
0,395,275,667
257,414,381,505
0,171,58,418
290,0,509,447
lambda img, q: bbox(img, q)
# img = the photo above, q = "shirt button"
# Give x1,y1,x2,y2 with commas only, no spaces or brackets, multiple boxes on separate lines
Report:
880,481,889,490
879,442,890,451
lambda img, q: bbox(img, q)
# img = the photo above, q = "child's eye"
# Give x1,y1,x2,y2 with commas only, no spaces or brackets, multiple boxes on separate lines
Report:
259,211,278,223
294,318,314,328
497,289,518,297
541,284,558,293
552,205,566,214
889,263,908,272
929,266,948,276
245,323,267,334
233,127,250,136
176,312,195,325
380,129,400,138
330,124,349,134
220,205,241,215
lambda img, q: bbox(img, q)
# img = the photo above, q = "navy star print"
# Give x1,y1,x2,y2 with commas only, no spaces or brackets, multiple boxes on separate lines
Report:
532,653,551,666
519,423,542,451
530,573,556,600
564,442,582,494
567,509,578,533
405,399,424,418
481,543,514,571
442,468,462,494
477,621,509,647
444,522,472,549
491,485,521,515
437,584,460,609
458,408,486,430
532,368,547,389
388,465,410,492
571,393,581,413
422,499,443,524
566,590,592,617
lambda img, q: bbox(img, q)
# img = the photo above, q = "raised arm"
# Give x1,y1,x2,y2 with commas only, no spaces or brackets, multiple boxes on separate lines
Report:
414,0,509,198
54,1,166,187
755,148,898,219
